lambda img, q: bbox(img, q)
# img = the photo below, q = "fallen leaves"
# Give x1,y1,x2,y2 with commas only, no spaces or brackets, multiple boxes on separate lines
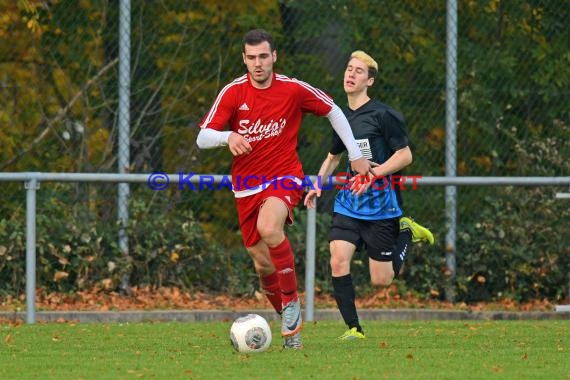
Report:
0,285,557,313
53,271,69,282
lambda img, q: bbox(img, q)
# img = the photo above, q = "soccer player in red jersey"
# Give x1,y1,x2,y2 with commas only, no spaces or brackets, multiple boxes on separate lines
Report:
196,29,371,349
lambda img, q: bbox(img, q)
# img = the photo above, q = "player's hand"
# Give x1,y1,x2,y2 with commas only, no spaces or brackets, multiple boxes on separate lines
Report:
350,157,371,177
349,158,373,195
228,132,252,156
304,188,321,209
349,173,371,195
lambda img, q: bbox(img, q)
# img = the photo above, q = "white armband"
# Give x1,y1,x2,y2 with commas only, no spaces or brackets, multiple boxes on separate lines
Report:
196,128,233,149
326,104,363,161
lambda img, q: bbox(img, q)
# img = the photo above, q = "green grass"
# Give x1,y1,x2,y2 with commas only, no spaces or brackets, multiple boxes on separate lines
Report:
1,320,568,379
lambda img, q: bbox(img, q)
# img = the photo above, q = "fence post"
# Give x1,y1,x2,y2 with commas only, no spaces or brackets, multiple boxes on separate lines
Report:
555,188,570,312
445,0,458,301
117,0,131,292
25,177,39,324
305,197,317,321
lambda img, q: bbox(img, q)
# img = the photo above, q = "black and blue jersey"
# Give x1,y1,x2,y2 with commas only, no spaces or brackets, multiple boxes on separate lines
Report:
330,99,409,220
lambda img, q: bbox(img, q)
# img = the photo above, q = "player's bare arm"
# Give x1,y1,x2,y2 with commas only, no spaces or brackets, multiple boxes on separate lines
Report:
350,148,411,195
369,146,412,177
304,152,343,209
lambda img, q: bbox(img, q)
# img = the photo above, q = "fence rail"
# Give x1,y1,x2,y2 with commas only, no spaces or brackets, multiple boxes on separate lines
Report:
3,172,570,186
2,172,569,324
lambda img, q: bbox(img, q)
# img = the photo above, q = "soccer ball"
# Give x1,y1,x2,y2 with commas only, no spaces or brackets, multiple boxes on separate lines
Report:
230,313,272,353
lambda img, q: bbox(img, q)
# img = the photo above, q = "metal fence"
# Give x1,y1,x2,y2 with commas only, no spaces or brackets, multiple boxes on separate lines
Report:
1,1,569,322
3,1,568,170
2,173,569,324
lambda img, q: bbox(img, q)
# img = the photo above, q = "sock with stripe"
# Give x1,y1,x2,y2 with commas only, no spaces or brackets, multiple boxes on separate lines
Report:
268,237,298,305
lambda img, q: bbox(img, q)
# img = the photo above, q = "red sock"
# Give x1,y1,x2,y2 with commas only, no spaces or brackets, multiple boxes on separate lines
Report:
269,237,298,305
260,272,282,313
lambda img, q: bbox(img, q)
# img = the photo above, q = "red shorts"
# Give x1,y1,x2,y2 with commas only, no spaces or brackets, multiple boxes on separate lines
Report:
235,181,304,248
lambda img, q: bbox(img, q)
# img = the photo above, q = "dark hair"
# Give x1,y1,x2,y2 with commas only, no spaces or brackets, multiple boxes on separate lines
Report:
243,29,275,52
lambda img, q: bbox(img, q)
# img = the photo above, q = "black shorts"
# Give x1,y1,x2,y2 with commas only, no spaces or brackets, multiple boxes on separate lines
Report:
328,213,399,262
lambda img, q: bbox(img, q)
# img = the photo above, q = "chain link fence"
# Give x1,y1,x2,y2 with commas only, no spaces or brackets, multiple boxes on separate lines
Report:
1,1,569,304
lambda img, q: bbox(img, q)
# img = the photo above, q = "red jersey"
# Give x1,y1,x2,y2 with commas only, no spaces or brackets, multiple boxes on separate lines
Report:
199,73,334,197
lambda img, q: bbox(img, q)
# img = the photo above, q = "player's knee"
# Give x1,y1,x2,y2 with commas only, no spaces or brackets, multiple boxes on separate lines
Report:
256,223,273,239
371,273,394,287
257,225,282,246
330,256,350,275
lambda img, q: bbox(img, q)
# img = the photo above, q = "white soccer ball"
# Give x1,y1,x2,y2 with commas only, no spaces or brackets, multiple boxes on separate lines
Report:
230,313,272,353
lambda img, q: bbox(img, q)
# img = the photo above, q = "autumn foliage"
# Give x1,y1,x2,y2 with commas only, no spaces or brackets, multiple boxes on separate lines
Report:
1,1,569,306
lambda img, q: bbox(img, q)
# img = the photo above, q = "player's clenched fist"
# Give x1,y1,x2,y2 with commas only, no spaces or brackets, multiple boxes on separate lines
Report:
228,132,252,156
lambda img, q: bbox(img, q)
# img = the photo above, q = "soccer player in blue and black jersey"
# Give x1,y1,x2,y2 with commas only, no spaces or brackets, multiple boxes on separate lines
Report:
304,50,434,340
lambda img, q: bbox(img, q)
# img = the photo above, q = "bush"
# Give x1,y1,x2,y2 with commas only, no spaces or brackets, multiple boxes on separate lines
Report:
0,186,256,296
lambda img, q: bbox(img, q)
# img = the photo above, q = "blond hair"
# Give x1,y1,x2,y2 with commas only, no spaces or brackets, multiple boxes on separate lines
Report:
350,50,378,79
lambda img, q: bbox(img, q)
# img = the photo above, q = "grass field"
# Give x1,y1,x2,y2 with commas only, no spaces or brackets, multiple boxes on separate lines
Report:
1,319,568,379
